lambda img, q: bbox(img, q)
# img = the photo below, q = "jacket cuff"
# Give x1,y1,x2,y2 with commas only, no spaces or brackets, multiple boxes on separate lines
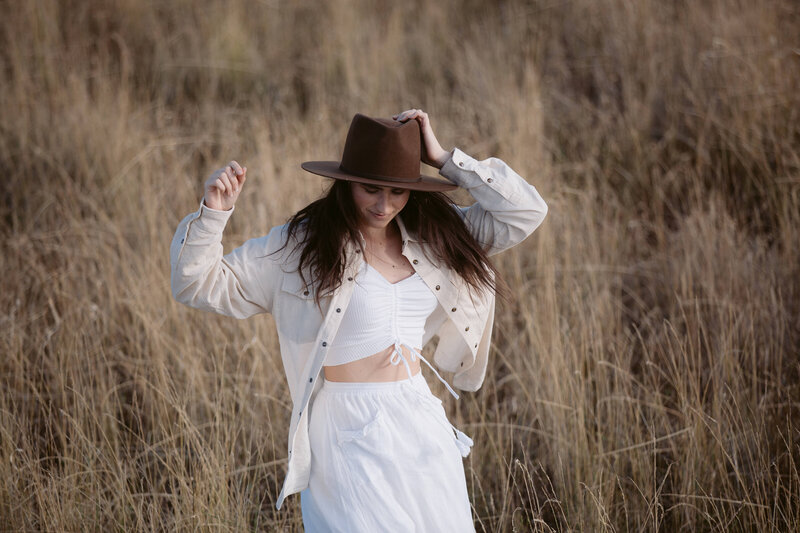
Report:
439,147,515,200
440,148,480,188
192,200,235,236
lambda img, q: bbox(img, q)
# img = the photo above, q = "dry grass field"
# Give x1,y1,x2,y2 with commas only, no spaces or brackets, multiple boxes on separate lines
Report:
2,0,799,531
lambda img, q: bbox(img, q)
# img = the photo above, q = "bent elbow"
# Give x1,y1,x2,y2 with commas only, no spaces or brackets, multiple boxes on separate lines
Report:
523,196,548,237
171,268,197,307
534,199,548,229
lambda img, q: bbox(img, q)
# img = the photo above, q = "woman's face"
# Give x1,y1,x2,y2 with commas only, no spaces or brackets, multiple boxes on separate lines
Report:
350,182,411,230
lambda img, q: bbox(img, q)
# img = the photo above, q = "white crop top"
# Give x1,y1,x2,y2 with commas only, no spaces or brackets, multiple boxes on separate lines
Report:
325,261,461,399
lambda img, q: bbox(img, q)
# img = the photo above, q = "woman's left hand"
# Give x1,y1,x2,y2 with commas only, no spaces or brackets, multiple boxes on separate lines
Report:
393,109,451,169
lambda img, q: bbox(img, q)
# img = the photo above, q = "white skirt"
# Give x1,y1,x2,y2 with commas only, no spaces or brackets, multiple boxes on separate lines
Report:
300,370,476,532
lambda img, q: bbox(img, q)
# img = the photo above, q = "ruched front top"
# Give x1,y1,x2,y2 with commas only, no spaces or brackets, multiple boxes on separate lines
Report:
325,261,462,400
326,262,437,365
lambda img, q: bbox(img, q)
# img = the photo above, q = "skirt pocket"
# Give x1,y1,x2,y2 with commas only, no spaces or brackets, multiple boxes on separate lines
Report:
333,392,455,475
335,409,385,447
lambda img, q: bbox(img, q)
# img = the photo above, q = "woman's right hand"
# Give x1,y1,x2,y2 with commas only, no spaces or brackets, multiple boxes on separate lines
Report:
203,160,247,211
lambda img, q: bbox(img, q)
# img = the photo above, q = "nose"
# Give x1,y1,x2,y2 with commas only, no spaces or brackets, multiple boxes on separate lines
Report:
374,191,390,212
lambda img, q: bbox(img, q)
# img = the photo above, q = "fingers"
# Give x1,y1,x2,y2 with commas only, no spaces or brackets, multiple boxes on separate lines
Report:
214,177,227,195
392,109,428,124
217,169,236,195
207,161,247,200
393,110,448,167
215,173,233,196
226,163,248,192
228,160,244,177
223,168,236,194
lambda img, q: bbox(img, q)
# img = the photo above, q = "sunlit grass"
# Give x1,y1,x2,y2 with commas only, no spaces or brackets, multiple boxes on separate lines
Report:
1,0,798,530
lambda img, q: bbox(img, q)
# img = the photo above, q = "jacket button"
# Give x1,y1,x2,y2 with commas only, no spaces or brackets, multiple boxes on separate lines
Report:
412,259,418,265
336,308,341,313
435,285,440,290
309,377,313,382
322,341,327,347
474,343,478,348
180,238,184,244
347,277,353,281
460,362,464,366
487,177,493,183
458,161,464,167
356,249,361,253
303,290,309,296
465,326,470,332
451,307,457,312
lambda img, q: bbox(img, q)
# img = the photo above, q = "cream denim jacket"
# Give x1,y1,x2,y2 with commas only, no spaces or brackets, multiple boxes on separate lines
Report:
169,148,547,510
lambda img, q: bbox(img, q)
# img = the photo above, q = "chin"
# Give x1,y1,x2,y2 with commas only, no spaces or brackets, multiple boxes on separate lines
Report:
366,219,392,229
362,213,396,228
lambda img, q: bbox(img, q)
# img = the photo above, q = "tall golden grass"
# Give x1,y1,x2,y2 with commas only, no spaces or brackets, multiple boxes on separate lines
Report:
1,0,798,530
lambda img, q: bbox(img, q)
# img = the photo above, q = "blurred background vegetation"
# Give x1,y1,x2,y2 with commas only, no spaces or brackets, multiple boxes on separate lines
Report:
1,0,798,530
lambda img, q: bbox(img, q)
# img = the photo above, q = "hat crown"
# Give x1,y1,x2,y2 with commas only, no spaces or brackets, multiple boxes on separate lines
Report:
339,114,422,183
299,112,457,192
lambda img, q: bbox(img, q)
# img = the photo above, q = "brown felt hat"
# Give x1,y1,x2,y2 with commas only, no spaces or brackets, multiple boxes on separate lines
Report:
301,113,458,192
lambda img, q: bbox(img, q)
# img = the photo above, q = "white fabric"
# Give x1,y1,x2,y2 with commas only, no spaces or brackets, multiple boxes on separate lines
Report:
301,371,475,532
169,147,548,509
325,262,438,366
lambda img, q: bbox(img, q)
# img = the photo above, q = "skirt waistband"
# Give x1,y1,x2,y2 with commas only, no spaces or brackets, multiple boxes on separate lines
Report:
321,370,426,394
318,369,474,457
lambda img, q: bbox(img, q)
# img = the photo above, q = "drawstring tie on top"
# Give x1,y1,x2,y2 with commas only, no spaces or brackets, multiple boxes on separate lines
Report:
388,342,474,457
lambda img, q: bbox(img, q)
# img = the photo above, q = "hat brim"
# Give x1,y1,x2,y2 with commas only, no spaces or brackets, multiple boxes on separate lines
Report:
301,161,458,192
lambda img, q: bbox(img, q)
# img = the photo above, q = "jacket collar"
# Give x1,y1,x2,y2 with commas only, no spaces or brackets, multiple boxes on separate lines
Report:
396,215,416,243
350,214,417,254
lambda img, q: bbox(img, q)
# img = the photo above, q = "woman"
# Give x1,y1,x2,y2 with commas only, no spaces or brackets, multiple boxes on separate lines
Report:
170,109,547,531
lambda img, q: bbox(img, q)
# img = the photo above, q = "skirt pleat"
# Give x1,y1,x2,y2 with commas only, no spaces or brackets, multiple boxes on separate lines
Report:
300,370,475,532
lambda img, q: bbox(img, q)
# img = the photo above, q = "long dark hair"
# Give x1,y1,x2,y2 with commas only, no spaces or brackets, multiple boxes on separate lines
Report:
278,180,509,306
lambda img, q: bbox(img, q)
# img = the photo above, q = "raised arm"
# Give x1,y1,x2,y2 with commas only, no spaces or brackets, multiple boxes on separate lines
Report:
393,109,548,256
170,161,281,318
439,149,547,256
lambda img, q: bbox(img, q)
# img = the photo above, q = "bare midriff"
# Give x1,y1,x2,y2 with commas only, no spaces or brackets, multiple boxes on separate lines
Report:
323,344,422,382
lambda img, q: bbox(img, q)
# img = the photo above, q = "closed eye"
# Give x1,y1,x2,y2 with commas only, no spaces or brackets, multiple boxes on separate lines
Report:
358,184,408,196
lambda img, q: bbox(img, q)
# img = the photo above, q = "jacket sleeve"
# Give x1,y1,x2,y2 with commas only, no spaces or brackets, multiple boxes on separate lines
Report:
169,200,282,318
439,148,548,256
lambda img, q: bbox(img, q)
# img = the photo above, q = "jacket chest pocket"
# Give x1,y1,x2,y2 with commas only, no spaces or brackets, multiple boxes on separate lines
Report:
281,274,315,301
278,275,324,344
